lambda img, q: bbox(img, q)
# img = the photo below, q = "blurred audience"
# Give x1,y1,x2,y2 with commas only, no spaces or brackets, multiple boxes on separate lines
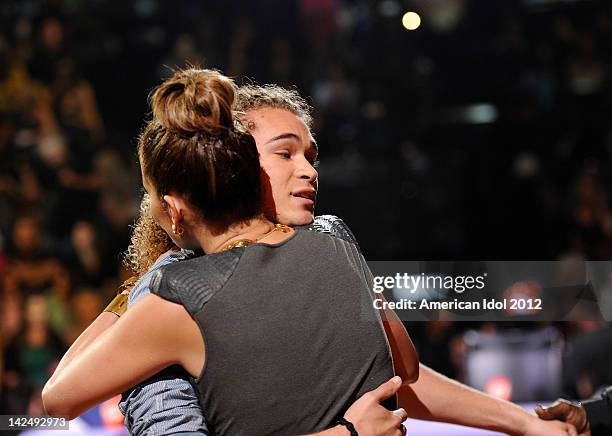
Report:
1,0,612,415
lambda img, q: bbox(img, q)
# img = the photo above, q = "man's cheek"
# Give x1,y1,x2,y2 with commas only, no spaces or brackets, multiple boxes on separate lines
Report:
259,169,279,222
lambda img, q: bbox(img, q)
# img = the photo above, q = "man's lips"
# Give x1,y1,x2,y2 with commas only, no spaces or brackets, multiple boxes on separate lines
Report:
292,189,317,203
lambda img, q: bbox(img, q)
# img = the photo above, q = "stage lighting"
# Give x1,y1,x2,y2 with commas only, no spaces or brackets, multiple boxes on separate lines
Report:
402,12,421,30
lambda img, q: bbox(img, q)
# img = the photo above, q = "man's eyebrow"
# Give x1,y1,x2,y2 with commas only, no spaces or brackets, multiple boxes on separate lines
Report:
265,133,318,152
265,133,300,144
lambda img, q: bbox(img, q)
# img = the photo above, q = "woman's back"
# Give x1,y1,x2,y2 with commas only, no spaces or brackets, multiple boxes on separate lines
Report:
150,225,394,435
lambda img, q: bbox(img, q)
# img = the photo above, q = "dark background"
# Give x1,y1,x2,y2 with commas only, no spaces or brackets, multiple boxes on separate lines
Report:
2,0,612,418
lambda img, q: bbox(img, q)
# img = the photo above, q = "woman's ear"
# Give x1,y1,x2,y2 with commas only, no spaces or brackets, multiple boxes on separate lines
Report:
163,194,183,227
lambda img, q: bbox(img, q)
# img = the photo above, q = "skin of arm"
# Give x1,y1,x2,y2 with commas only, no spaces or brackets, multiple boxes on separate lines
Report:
52,311,120,377
371,285,573,434
42,294,202,419
401,364,576,435
50,250,177,384
377,303,536,432
380,305,419,385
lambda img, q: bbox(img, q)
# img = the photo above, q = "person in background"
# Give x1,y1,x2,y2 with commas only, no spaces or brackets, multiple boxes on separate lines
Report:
2,215,71,340
536,387,612,436
3,294,65,415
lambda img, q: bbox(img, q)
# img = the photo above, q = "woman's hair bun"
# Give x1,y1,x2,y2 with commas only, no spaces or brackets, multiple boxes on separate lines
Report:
151,68,236,136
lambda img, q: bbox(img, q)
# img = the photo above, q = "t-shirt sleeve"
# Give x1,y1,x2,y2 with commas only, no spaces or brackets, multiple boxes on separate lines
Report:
129,254,185,307
149,267,184,306
148,250,243,317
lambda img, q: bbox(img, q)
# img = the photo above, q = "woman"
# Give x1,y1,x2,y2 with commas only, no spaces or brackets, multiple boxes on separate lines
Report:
42,68,413,435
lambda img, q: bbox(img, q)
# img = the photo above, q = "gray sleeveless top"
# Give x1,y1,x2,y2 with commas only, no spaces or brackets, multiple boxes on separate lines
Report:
150,224,394,436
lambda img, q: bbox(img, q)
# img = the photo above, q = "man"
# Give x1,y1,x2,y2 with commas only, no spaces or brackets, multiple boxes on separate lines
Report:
536,387,612,436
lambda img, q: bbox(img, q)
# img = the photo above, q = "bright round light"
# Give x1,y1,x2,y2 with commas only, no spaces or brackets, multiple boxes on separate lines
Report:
402,12,421,30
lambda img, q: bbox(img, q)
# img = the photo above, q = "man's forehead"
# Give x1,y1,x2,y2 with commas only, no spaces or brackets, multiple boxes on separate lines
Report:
249,107,306,131
250,107,315,148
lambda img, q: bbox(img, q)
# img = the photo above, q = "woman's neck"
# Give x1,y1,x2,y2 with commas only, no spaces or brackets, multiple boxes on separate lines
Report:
193,216,284,254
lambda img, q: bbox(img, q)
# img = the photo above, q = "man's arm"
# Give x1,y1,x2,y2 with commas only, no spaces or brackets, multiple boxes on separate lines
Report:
401,364,578,436
375,301,571,435
321,217,573,435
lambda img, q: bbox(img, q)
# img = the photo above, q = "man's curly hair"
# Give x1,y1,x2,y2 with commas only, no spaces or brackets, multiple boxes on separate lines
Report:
234,84,313,129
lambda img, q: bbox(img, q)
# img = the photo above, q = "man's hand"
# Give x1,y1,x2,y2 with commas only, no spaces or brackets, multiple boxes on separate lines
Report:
535,400,590,436
343,376,407,436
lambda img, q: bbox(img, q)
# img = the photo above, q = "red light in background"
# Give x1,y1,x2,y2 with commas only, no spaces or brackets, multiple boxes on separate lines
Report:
100,395,124,429
485,375,513,401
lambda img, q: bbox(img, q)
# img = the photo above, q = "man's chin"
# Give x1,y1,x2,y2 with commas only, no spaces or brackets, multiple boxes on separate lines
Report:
286,211,314,226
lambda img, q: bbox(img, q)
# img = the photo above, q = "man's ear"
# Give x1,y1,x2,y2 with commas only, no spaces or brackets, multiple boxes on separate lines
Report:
163,194,183,226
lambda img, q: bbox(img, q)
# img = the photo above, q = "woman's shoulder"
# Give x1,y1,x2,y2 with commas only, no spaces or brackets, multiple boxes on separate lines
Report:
148,249,244,316
128,250,194,305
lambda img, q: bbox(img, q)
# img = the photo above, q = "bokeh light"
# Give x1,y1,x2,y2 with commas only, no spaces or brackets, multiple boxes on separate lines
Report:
402,11,421,30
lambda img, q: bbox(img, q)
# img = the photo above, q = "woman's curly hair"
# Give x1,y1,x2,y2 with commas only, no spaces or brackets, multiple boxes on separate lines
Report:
123,194,174,276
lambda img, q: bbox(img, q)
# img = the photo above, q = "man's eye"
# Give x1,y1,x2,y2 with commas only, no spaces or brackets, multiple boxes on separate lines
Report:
277,151,291,159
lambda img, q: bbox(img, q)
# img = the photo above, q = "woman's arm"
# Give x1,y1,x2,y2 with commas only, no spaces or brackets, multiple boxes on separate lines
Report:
42,294,201,419
51,278,138,378
49,253,175,388
52,311,119,377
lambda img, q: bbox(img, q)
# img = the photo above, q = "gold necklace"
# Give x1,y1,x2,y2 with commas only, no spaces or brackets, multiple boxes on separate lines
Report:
220,224,292,252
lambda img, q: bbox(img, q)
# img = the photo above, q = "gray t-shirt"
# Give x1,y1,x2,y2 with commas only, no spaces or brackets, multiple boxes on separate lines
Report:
119,216,374,436
150,222,394,435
